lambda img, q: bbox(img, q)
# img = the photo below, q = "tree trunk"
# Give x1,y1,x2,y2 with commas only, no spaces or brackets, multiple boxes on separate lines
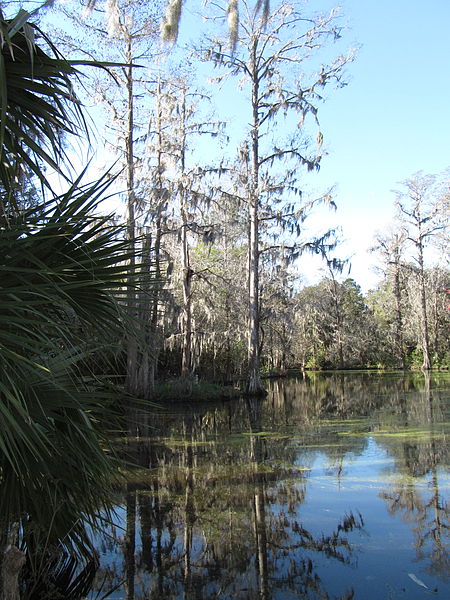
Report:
2,525,25,600
418,245,431,370
247,195,265,393
149,78,165,390
125,34,138,395
2,548,25,600
181,201,193,377
179,90,193,379
330,277,344,369
392,256,406,369
148,214,162,390
246,39,266,396
136,234,153,399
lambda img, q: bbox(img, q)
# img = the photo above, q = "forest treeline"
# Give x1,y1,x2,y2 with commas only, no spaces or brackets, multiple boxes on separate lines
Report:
43,0,450,391
1,0,449,402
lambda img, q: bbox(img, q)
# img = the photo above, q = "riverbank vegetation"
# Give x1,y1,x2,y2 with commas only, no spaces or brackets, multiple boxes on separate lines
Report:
1,1,448,401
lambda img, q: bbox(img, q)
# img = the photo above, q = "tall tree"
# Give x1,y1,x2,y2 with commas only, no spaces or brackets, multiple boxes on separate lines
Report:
317,240,352,369
371,229,407,368
292,276,377,370
136,74,172,389
176,189,248,382
202,0,353,393
140,73,225,379
55,0,161,395
395,172,449,369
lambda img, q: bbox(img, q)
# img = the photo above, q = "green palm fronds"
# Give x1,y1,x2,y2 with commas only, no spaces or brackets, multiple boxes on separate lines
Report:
0,171,134,558
0,7,153,583
0,7,120,204
0,8,83,195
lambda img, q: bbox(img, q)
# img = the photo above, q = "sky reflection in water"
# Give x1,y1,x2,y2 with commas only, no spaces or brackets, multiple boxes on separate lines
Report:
90,372,450,600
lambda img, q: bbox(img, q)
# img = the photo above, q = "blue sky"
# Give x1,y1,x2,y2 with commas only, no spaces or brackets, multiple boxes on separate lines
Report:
295,0,450,290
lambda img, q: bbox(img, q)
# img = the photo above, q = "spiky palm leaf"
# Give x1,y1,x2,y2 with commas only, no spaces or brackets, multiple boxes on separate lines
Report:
0,7,118,204
0,172,139,563
22,550,98,600
0,8,82,196
0,9,155,594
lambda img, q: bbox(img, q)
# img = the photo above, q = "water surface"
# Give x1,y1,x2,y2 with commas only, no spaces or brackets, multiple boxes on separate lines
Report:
90,371,450,600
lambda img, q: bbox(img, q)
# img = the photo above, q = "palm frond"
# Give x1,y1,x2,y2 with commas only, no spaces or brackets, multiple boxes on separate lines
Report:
0,8,155,583
0,11,83,195
0,172,137,559
0,9,125,203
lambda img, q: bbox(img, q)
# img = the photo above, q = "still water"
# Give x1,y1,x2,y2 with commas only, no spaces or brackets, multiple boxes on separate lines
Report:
90,372,450,600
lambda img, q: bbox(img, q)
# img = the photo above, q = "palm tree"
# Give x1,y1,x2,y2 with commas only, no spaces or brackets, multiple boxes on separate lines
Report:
0,6,110,208
0,7,146,596
0,174,139,599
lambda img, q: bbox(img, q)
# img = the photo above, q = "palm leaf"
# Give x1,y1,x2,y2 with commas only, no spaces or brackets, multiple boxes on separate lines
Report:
0,8,154,580
22,549,99,600
0,8,125,202
0,171,148,561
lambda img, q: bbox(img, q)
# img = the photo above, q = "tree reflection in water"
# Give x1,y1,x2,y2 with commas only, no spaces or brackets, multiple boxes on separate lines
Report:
246,397,361,600
379,373,450,583
89,372,450,600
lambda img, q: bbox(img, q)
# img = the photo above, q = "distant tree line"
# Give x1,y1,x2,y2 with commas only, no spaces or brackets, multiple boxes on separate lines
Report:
151,169,450,379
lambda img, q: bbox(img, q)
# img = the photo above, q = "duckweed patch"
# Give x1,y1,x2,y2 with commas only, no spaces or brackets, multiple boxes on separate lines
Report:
338,428,447,441
160,438,217,448
239,430,291,440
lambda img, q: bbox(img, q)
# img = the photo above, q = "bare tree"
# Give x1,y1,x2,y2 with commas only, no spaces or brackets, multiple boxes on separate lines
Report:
395,172,449,370
202,0,354,393
372,229,408,368
142,74,225,379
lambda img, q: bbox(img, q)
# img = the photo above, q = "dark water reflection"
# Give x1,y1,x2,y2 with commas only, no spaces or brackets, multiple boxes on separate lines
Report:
90,372,450,600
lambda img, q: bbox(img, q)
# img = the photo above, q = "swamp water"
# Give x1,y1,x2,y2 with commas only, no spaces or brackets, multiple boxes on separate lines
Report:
90,372,450,600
